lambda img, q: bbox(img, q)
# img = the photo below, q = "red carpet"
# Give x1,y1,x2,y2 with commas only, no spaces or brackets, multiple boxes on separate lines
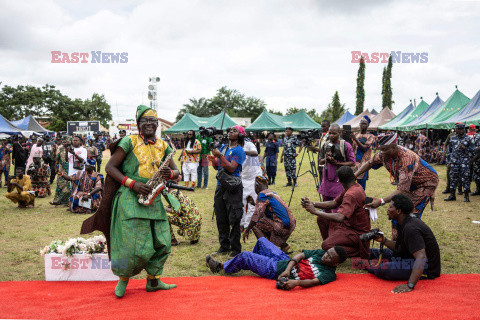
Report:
0,274,479,320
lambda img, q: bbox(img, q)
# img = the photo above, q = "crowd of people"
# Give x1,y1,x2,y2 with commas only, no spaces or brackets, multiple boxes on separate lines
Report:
4,107,479,298
166,114,448,295
3,133,107,211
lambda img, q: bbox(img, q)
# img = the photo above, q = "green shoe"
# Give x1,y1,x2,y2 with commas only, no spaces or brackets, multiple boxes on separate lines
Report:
114,278,129,298
146,278,177,292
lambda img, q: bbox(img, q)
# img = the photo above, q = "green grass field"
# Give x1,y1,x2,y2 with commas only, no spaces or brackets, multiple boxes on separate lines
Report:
0,148,479,281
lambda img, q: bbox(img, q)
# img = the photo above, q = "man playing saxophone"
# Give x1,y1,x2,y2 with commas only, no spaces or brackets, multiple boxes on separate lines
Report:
103,105,179,298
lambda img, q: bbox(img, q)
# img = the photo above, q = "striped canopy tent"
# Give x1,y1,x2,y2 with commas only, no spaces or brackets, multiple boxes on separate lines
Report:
413,87,470,130
379,101,414,130
441,89,480,127
402,94,444,131
394,99,430,131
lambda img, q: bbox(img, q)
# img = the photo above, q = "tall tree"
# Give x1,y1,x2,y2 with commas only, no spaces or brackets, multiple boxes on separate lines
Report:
355,55,365,115
321,91,346,123
382,55,393,109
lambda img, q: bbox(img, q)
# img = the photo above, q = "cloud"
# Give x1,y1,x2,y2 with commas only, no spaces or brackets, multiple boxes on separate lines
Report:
0,0,479,122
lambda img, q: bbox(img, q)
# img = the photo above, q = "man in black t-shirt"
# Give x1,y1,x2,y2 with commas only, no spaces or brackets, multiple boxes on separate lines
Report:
367,194,441,293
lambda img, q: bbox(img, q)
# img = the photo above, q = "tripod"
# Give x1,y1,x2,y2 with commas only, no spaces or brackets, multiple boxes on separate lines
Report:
287,145,321,207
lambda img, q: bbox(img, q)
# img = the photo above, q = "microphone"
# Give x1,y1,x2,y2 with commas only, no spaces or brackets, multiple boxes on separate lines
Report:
165,181,195,192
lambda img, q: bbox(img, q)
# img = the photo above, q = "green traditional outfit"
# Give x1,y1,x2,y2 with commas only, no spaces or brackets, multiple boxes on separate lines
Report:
81,105,177,298
52,143,72,205
110,133,173,277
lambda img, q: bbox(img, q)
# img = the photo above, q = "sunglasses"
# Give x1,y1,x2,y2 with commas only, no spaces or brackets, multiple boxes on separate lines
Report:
139,118,158,124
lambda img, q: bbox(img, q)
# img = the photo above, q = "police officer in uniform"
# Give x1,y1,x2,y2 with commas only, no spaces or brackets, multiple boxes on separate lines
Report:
471,131,480,196
280,127,303,187
444,122,475,202
441,130,456,194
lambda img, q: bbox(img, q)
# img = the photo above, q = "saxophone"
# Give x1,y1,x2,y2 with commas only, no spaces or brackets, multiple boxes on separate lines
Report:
138,136,176,206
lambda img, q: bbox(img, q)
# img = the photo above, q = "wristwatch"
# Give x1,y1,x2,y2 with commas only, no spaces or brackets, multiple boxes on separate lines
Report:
407,282,415,290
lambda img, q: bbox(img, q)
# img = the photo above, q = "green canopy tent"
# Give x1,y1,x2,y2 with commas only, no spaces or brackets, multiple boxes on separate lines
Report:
394,99,430,131
379,102,414,130
246,110,321,131
412,87,470,130
442,89,480,127
164,111,237,133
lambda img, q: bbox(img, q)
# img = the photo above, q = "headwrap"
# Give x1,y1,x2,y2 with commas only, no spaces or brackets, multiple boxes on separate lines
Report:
377,133,398,146
136,105,158,145
361,115,371,124
86,159,96,167
233,125,246,136
136,105,157,121
255,176,268,186
455,122,465,129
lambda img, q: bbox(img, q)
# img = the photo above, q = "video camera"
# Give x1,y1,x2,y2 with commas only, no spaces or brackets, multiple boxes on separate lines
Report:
199,126,228,150
298,129,320,145
326,142,345,162
199,126,223,138
360,228,384,242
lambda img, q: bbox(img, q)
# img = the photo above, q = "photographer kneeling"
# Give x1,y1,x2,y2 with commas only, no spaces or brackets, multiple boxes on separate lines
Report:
302,166,371,259
367,194,441,293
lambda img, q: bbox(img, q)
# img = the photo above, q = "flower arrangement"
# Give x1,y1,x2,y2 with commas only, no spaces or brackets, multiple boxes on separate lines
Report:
40,235,107,257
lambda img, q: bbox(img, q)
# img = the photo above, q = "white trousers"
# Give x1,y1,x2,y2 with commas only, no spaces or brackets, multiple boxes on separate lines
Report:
182,162,199,182
241,178,257,228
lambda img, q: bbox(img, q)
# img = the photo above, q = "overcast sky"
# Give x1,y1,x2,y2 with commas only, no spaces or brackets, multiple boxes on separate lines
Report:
1,0,479,122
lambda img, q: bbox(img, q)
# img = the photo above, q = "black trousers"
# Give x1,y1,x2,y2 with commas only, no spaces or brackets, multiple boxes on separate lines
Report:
96,158,102,173
44,158,56,184
214,185,242,253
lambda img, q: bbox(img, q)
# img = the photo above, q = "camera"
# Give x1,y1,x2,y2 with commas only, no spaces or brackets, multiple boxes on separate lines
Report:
199,126,223,138
360,228,384,242
199,126,228,150
276,276,289,290
298,129,320,145
326,142,344,162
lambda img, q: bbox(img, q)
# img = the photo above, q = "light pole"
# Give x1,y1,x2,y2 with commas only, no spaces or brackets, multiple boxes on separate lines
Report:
148,77,160,112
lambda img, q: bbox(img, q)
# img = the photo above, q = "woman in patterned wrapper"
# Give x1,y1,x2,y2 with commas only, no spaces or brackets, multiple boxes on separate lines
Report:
165,187,202,246
50,136,73,206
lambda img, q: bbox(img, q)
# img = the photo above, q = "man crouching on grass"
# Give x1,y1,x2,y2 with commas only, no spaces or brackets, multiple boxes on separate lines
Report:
206,237,347,290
